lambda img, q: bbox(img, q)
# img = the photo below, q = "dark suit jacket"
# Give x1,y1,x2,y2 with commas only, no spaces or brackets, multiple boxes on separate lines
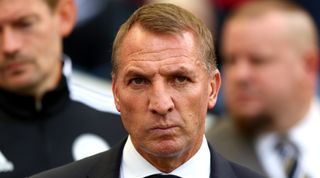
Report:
206,118,267,177
29,138,264,178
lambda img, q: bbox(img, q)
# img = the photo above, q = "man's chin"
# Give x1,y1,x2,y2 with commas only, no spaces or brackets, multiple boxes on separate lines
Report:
144,141,187,158
2,80,36,95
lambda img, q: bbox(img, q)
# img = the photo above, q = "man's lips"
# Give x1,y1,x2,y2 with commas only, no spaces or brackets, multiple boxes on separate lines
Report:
150,125,179,134
153,126,177,130
4,62,25,71
151,123,179,129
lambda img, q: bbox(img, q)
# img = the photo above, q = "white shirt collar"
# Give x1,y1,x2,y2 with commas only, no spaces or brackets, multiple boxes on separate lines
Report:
289,99,320,178
62,55,72,80
120,136,211,178
255,99,320,178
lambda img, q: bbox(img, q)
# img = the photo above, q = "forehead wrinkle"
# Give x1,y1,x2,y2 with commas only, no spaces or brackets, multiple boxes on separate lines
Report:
130,55,192,64
159,58,204,78
123,63,157,80
123,57,198,80
121,46,203,79
126,47,193,62
160,63,193,76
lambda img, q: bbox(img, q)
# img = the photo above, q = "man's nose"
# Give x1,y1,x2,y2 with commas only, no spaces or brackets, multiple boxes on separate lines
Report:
148,81,174,115
0,28,21,55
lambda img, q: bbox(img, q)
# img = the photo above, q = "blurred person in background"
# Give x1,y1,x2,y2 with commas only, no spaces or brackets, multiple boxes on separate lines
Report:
206,1,319,178
212,0,320,98
0,0,126,177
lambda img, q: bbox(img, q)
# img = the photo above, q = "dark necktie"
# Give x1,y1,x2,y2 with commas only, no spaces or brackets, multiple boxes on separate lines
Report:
144,174,181,178
275,136,309,178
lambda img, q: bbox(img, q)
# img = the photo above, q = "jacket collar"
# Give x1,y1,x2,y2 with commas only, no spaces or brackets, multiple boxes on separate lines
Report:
0,75,70,121
86,138,240,178
87,138,126,178
209,144,238,178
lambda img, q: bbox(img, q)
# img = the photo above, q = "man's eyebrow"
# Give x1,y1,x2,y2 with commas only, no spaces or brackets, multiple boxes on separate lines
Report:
0,14,39,27
125,70,144,77
161,64,193,73
161,65,198,79
16,14,40,22
123,68,152,80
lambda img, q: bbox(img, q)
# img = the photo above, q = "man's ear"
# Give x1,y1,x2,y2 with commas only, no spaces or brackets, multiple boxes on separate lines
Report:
208,69,221,109
304,48,319,75
57,0,77,37
301,48,319,90
112,79,121,112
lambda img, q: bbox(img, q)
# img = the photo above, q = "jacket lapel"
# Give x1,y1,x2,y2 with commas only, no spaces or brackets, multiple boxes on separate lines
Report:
87,138,127,178
209,143,238,178
86,139,240,178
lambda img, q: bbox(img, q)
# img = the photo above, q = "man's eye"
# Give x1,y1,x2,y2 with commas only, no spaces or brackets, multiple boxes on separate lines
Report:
174,76,189,84
251,56,270,66
15,19,35,29
130,78,146,85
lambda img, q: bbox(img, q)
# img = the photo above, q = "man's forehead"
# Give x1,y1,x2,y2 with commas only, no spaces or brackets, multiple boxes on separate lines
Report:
122,54,204,77
0,0,40,6
0,0,47,13
0,0,50,23
228,12,290,35
122,24,198,54
226,17,291,46
127,47,195,60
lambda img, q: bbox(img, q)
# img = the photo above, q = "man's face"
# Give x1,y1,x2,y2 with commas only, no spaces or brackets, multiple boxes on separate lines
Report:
112,24,220,161
222,14,306,129
0,0,69,94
